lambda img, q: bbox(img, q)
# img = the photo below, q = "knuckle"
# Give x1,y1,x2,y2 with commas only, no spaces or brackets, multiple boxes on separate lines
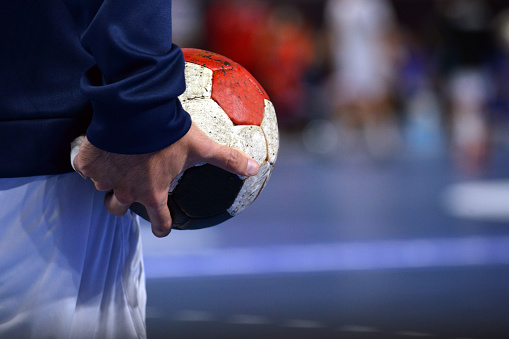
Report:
142,192,167,210
225,148,242,171
92,180,111,192
114,190,135,206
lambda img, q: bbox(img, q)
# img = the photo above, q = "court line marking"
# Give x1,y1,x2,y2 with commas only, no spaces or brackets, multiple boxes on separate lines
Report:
146,309,479,339
144,235,509,279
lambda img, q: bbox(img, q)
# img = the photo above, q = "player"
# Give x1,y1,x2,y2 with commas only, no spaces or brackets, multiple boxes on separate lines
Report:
325,0,400,158
0,1,258,338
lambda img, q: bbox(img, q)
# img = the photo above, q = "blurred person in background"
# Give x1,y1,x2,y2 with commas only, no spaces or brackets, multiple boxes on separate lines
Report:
204,0,270,76
253,4,316,127
434,0,495,175
325,0,401,160
488,9,509,148
172,0,205,48
205,0,316,128
397,27,446,158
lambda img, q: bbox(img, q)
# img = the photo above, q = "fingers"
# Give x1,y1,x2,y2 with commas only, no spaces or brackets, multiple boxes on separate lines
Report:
104,191,130,216
73,137,113,190
145,196,172,238
105,190,172,237
74,136,174,238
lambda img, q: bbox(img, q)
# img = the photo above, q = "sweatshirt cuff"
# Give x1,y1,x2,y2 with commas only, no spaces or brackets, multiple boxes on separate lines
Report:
85,97,191,154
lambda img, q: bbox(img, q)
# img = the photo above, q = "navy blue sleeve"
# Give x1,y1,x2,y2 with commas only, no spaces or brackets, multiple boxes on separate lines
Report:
66,0,191,154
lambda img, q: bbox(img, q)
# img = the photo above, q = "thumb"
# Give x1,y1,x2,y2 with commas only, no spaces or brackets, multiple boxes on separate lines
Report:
207,145,260,177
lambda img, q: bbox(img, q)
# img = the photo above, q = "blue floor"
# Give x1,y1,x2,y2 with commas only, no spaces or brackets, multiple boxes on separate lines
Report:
141,131,509,338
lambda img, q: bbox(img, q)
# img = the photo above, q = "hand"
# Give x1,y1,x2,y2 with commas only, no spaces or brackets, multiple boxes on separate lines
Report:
73,122,260,237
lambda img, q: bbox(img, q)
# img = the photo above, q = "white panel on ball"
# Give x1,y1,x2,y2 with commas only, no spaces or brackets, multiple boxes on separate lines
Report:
181,98,233,146
230,125,267,165
228,161,272,216
260,100,279,164
180,63,213,101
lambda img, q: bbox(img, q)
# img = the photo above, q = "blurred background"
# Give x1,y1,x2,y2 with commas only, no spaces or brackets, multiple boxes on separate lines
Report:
142,0,509,338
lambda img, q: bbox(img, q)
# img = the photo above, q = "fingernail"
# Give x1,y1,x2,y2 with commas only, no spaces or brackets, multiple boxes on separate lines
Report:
247,160,259,176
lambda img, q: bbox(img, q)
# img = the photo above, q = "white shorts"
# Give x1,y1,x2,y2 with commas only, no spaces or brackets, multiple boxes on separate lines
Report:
0,173,146,339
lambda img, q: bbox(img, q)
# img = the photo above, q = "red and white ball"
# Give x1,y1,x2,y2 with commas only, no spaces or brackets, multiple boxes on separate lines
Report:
132,48,279,230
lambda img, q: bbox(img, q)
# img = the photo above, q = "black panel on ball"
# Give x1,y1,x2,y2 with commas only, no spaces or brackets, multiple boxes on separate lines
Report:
129,164,243,230
176,211,234,230
174,164,243,218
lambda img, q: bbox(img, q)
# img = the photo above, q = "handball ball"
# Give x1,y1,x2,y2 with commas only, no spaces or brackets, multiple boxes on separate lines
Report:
131,48,279,230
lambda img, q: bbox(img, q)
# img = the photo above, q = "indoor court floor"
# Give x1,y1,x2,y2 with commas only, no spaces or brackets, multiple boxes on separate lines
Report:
140,131,509,339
